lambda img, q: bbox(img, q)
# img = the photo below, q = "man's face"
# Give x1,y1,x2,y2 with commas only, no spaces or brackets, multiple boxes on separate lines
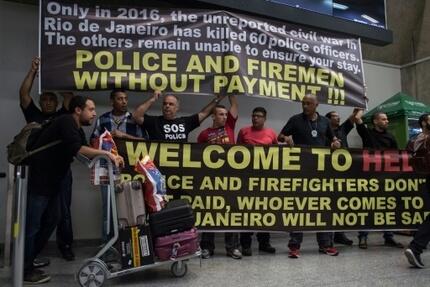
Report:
329,112,340,127
79,100,97,126
162,95,179,120
252,112,266,129
39,93,58,114
374,113,389,130
212,107,228,127
302,95,318,116
111,92,128,113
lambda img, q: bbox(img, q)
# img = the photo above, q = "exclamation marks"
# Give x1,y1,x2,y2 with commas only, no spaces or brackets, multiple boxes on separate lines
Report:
328,88,345,105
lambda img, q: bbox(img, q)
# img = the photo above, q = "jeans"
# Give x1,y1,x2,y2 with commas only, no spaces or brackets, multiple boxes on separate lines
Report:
409,213,430,254
24,193,61,272
358,231,394,240
240,232,271,248
200,232,240,251
288,232,333,248
56,169,73,249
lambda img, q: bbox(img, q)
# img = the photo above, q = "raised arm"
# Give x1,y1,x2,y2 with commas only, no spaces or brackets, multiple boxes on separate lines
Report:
19,57,39,109
228,95,238,118
198,94,227,123
133,90,161,125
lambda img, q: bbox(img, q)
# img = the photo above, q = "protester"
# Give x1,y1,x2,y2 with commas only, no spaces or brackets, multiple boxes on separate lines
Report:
19,57,75,262
278,94,340,258
90,88,146,242
197,95,242,260
237,107,278,256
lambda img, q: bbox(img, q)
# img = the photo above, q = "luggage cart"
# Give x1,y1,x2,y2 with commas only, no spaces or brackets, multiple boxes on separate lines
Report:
76,155,200,287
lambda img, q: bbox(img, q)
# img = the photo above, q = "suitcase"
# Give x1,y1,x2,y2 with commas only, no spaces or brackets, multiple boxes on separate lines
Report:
154,228,199,261
149,199,194,237
116,181,146,228
118,224,155,268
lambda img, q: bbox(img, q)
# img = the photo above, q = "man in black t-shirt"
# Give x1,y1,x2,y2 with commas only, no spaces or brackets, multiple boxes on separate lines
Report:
355,111,404,249
24,96,124,284
278,94,341,259
133,91,225,142
19,57,76,263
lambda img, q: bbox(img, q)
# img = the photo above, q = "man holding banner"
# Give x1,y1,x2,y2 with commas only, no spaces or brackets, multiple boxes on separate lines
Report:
238,107,278,256
278,94,340,258
197,95,242,260
133,91,225,142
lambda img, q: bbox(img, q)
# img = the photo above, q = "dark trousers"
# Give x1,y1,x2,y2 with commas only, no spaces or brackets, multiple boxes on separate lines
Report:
410,213,430,254
200,232,240,251
288,232,333,248
358,231,393,239
56,169,73,249
24,193,61,272
240,232,271,248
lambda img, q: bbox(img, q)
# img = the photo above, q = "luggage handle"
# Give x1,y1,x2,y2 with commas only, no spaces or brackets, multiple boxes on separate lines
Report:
170,242,181,260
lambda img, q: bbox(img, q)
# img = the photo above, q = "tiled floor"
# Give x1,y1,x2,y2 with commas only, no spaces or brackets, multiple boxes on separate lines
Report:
1,232,429,287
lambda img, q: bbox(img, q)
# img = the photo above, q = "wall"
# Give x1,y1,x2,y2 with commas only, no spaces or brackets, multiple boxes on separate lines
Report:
0,1,402,241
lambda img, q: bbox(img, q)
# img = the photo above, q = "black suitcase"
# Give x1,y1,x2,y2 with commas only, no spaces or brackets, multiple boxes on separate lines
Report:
149,199,195,237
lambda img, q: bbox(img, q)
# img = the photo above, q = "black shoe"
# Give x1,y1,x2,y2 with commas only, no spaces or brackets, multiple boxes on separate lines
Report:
60,245,75,261
24,269,51,284
358,237,368,249
226,248,242,259
259,244,276,253
242,247,252,256
405,248,425,268
33,257,50,268
384,238,404,248
334,234,353,246
201,249,214,259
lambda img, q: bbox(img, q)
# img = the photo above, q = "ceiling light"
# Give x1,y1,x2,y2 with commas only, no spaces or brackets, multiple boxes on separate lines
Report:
333,3,348,10
361,14,379,23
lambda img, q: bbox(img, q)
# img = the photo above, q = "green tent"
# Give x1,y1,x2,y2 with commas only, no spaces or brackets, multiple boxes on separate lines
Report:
363,92,430,148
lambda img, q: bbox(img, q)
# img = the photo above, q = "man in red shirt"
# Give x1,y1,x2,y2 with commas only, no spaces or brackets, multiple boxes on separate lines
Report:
197,95,242,260
237,107,278,256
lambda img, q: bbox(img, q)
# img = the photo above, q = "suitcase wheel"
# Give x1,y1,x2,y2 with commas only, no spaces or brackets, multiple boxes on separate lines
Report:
76,259,108,287
171,261,188,277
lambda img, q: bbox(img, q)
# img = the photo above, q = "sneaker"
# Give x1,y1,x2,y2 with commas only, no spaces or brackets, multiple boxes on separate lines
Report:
288,247,300,259
319,246,339,256
24,269,51,284
405,248,425,268
60,245,75,261
226,248,242,259
358,237,368,249
33,258,50,268
334,233,353,246
259,243,276,254
384,238,404,248
241,247,252,256
201,249,213,259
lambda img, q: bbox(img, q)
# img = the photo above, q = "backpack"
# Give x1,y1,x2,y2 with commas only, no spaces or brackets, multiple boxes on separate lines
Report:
7,121,61,165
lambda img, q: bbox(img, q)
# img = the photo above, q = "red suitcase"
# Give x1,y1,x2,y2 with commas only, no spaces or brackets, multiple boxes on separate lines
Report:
154,228,199,261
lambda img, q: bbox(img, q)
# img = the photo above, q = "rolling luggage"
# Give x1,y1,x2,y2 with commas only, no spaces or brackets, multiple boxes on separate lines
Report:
116,181,146,228
149,199,194,237
118,224,155,268
154,228,199,261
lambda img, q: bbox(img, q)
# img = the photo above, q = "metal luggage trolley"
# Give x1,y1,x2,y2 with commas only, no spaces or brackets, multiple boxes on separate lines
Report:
76,155,200,287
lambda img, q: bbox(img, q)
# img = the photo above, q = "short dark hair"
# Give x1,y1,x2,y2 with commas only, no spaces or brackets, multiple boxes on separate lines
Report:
325,111,336,119
40,92,58,100
252,107,267,117
212,104,227,114
69,95,93,114
110,88,126,100
371,111,386,124
419,113,430,128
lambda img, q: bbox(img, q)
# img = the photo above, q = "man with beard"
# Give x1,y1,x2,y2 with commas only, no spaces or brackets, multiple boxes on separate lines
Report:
24,96,124,284
355,111,404,249
91,89,146,242
278,94,341,259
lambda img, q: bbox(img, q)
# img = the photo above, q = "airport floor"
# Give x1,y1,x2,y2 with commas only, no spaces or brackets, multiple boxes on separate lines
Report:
1,232,429,287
